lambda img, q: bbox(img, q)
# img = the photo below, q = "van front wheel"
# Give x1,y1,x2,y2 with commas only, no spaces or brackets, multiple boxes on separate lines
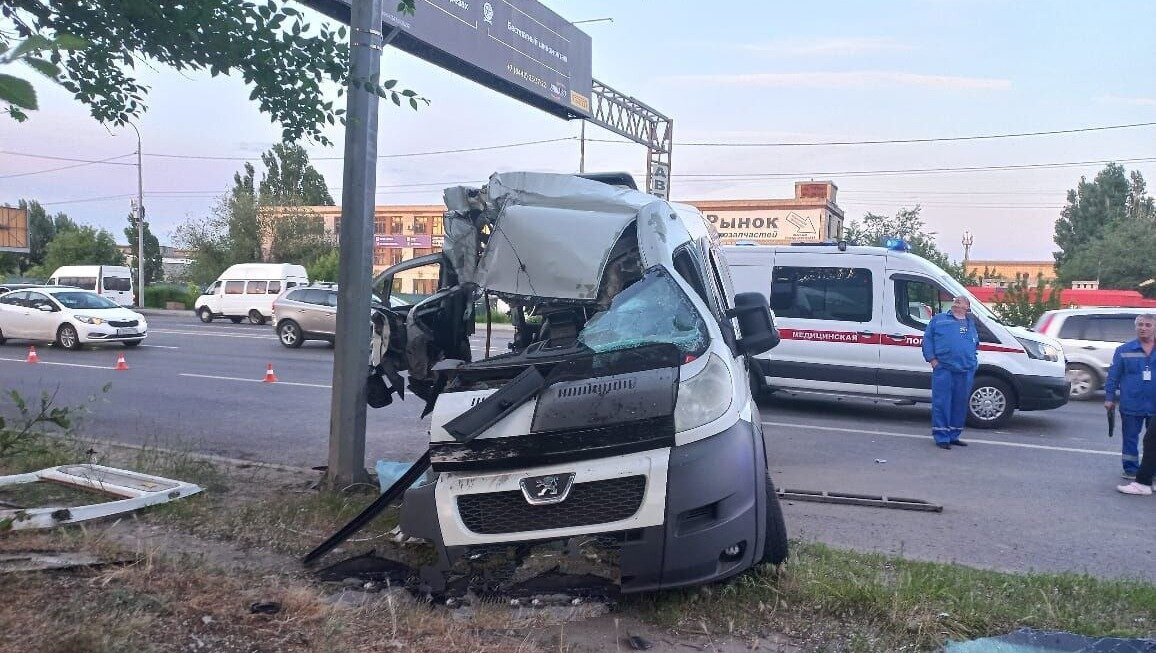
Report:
967,375,1015,429
197,307,213,323
761,471,789,565
248,310,266,325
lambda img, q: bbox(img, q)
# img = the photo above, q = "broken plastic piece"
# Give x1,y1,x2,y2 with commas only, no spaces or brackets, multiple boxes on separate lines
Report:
0,464,203,531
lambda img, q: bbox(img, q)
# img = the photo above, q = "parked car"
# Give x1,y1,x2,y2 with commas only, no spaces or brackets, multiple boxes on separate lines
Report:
271,284,398,348
0,286,147,350
1034,308,1147,400
0,283,45,295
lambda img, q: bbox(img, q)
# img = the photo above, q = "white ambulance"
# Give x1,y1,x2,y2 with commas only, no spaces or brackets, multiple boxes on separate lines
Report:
724,242,1070,428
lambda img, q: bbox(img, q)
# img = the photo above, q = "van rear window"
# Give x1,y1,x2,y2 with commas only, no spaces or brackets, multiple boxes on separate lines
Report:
103,277,131,291
247,281,268,294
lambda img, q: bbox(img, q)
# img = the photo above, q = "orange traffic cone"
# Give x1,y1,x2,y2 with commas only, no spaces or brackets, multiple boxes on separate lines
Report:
26,345,39,364
114,353,129,371
263,363,278,383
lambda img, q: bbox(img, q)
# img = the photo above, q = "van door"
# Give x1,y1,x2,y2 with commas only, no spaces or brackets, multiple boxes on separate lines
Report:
879,273,957,399
100,271,134,306
221,280,246,315
760,256,882,396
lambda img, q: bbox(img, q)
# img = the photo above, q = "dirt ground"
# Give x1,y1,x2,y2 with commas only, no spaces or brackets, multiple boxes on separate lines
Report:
0,453,803,653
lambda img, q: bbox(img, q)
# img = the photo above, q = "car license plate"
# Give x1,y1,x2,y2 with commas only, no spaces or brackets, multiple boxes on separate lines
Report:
116,328,137,336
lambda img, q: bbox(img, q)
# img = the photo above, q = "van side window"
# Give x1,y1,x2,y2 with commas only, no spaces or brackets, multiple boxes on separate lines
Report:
672,247,712,310
893,278,952,330
59,276,97,290
267,281,282,294
772,266,872,322
706,247,735,310
225,281,244,295
247,281,268,294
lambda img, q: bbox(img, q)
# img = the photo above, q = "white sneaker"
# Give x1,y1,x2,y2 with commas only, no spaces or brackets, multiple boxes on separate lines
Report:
1116,482,1153,496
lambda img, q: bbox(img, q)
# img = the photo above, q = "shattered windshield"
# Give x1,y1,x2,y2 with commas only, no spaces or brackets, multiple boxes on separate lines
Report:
578,266,709,357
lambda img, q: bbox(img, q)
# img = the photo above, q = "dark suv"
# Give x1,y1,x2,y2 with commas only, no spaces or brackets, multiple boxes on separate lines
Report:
272,284,397,348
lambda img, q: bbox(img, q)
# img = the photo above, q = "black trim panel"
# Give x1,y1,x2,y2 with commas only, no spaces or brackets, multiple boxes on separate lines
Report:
1014,374,1070,411
756,357,876,386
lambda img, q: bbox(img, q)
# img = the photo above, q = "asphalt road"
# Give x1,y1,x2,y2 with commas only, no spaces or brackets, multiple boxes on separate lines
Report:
1,311,1151,582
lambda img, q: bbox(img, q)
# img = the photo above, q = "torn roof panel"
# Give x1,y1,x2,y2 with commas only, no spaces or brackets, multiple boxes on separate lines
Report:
486,171,657,214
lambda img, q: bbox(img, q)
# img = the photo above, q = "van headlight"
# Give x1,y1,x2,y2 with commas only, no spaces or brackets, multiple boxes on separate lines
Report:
1015,336,1060,362
74,315,104,325
675,353,734,432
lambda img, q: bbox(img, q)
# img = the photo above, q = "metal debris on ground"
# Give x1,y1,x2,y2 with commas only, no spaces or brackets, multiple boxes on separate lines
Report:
0,551,129,573
0,464,203,530
778,488,943,512
248,601,282,615
944,628,1156,652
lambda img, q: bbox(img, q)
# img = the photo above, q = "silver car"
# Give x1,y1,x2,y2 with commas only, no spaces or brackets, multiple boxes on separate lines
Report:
1034,308,1145,400
272,285,399,348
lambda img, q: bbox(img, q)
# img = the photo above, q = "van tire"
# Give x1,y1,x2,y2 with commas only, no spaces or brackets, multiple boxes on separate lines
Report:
248,310,266,325
229,316,243,324
1066,363,1099,401
967,375,1015,429
761,471,789,565
197,307,214,323
0,327,6,345
278,320,304,348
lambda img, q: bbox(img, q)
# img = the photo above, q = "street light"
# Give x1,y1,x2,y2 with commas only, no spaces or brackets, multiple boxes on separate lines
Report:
128,122,145,307
961,229,974,271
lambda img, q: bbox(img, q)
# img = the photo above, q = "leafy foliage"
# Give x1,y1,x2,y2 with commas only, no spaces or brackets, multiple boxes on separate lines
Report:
124,212,164,283
991,273,1062,328
1054,165,1156,292
2,0,423,143
26,225,124,278
844,206,975,284
307,249,339,283
0,388,71,463
259,143,334,205
0,33,84,121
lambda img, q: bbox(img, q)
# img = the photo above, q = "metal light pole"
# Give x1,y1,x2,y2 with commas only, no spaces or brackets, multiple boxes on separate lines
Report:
129,122,145,306
961,229,973,274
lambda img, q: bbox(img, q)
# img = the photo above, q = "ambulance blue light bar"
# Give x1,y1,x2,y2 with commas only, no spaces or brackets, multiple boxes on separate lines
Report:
884,237,911,252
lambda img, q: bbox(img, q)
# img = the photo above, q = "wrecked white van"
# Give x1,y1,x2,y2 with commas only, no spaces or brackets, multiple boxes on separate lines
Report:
365,172,786,593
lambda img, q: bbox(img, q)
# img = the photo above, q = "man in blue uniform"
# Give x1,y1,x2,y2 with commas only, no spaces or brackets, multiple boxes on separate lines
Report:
1104,313,1156,480
922,295,980,450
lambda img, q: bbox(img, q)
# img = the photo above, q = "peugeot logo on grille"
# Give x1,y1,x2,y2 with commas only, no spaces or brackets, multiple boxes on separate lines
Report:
519,473,575,505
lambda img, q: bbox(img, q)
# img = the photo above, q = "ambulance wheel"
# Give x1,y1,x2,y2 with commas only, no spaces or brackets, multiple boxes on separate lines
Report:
967,375,1015,429
761,471,789,565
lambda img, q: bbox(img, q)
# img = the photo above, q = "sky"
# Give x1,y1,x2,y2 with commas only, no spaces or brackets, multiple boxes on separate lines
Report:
3,0,1155,262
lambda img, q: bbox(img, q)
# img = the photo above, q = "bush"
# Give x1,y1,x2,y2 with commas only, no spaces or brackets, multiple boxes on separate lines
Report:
143,283,196,309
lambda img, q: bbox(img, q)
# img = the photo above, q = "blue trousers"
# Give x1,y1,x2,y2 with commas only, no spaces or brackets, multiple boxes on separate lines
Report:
1120,414,1150,475
931,367,975,444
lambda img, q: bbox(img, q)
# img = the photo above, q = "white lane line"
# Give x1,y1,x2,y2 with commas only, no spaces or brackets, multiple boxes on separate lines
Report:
151,329,274,340
140,344,180,349
179,373,331,389
761,420,1115,457
0,357,115,370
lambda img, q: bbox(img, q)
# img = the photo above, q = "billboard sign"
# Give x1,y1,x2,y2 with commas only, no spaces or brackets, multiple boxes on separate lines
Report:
0,206,29,253
704,209,824,245
307,0,593,120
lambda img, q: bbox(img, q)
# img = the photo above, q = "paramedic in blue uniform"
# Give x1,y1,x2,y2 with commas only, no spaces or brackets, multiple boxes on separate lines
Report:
922,295,980,450
1104,313,1156,480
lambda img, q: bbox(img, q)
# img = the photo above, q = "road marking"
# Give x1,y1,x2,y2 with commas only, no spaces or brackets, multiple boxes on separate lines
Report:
179,373,331,389
151,329,274,340
761,420,1116,457
0,357,115,370
140,344,180,349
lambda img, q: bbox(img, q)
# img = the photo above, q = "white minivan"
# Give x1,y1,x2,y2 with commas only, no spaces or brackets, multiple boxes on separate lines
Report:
48,265,135,307
725,242,1070,428
194,263,308,324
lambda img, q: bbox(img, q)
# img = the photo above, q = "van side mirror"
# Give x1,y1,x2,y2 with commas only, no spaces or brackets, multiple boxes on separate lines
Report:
728,292,780,355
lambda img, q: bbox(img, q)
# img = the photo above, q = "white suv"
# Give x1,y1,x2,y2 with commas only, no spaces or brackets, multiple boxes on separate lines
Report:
1034,308,1145,400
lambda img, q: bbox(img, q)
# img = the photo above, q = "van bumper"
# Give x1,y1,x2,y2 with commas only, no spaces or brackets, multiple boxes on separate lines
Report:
1014,374,1070,411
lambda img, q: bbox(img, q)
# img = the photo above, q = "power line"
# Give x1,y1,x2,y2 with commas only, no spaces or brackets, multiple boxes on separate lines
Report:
586,121,1156,147
0,153,138,180
666,156,1156,180
138,137,576,162
0,150,137,165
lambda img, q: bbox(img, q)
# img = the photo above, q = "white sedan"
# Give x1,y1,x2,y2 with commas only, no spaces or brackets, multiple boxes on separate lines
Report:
0,287,148,350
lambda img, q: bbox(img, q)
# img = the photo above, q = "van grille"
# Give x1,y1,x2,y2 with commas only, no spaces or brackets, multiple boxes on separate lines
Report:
108,320,138,328
457,475,647,535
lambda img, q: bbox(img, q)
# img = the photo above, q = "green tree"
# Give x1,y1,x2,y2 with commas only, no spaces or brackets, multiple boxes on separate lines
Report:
259,143,334,205
844,206,974,283
307,250,339,283
0,34,83,121
27,225,124,278
172,199,232,287
268,208,334,265
1053,163,1132,271
991,273,1062,328
2,1,423,144
124,213,163,283
1059,218,1156,294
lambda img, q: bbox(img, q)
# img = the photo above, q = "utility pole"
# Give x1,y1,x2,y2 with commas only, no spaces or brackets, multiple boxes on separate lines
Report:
327,0,384,490
961,229,973,276
579,120,586,173
130,122,145,306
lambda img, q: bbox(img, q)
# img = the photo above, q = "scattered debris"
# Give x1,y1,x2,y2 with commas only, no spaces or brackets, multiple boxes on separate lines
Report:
0,464,203,531
945,628,1156,652
778,488,942,512
248,601,282,615
0,551,129,573
874,459,887,464
627,634,654,650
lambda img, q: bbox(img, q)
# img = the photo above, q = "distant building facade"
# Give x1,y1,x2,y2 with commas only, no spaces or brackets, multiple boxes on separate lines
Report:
685,181,844,245
966,260,1056,288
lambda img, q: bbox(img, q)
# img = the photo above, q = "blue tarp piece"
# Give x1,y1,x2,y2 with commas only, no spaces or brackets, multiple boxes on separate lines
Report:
945,628,1156,653
374,460,431,493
